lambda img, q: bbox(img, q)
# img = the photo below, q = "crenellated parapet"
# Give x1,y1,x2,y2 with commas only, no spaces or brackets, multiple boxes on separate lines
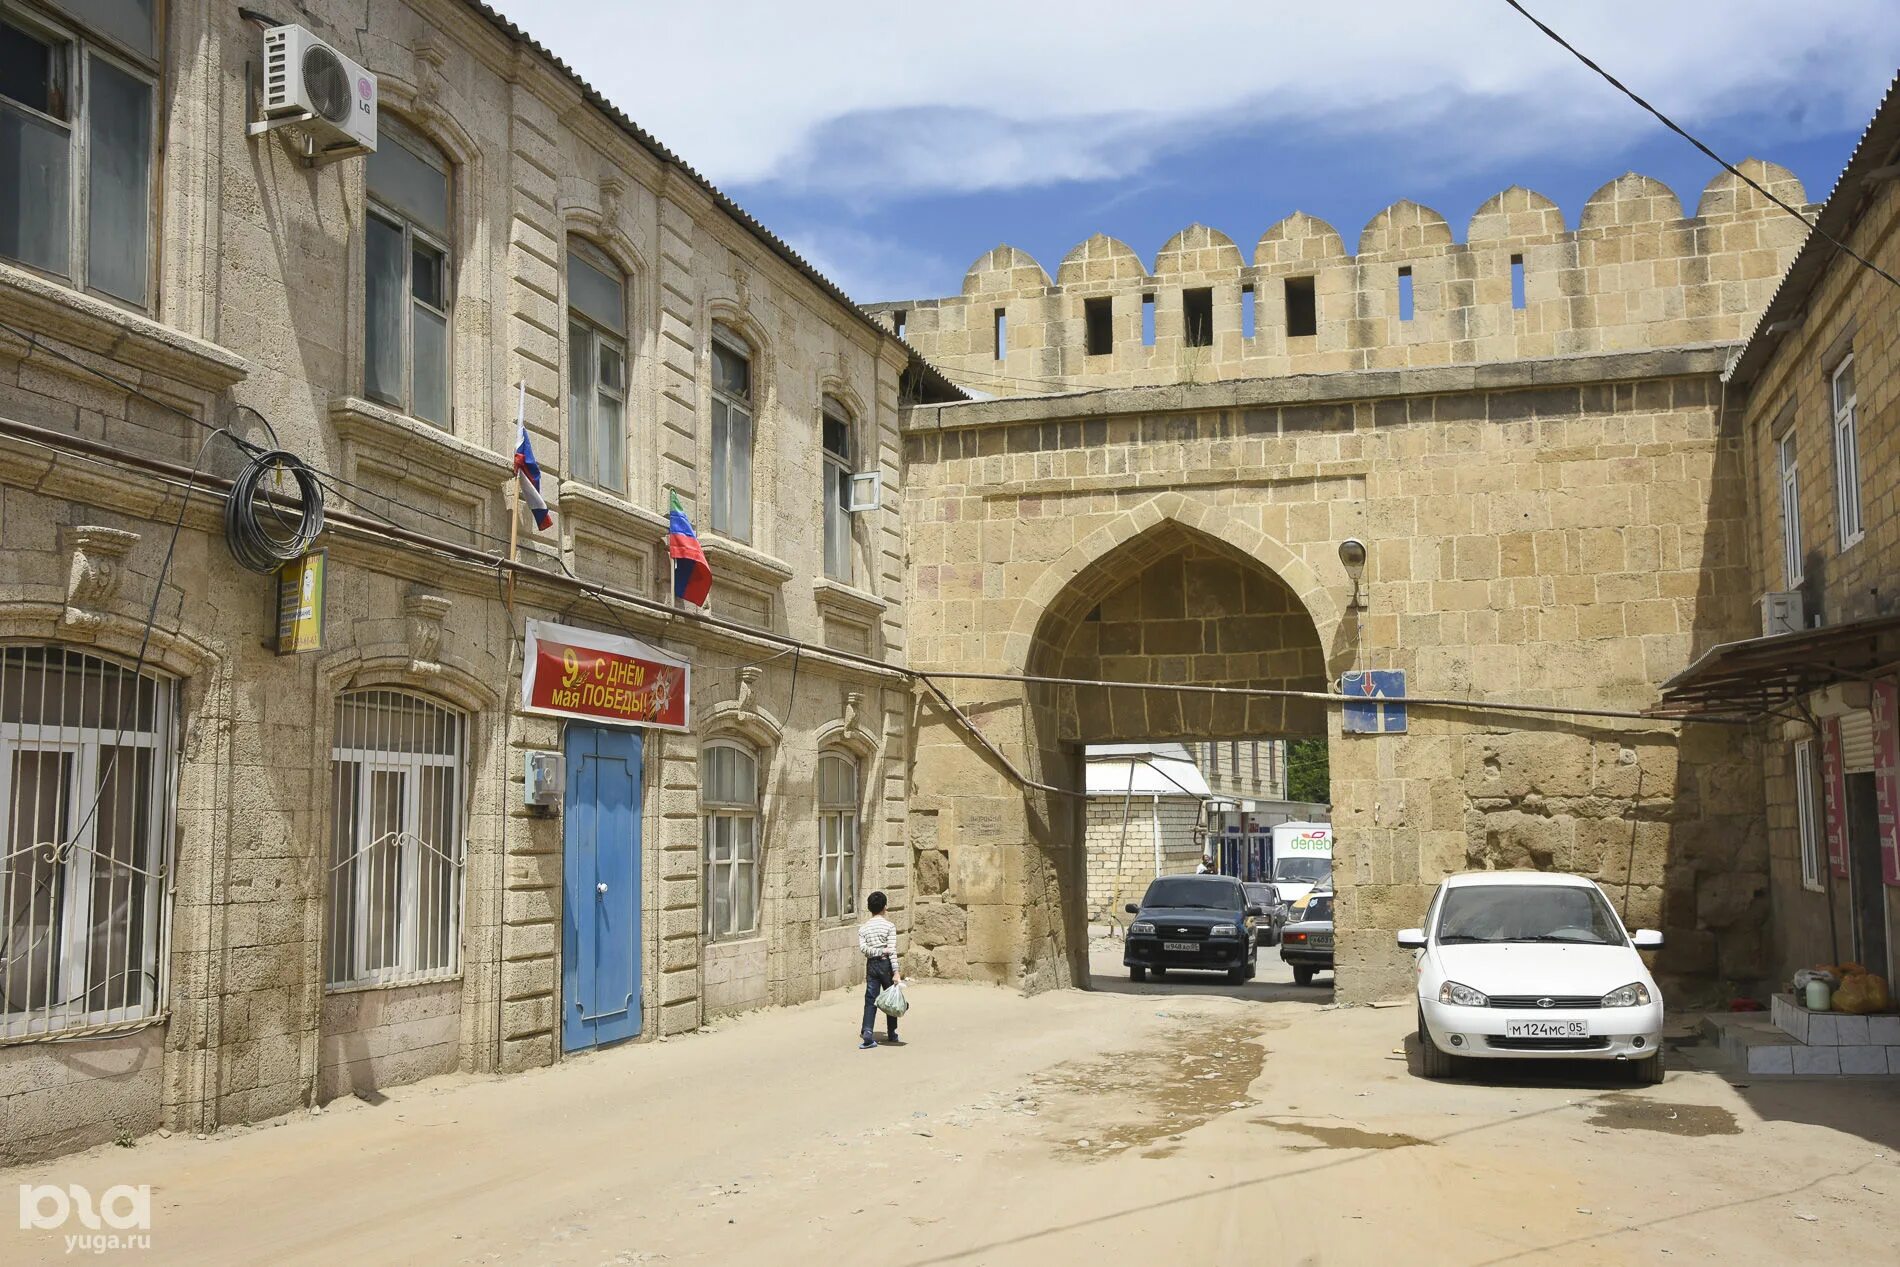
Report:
870,160,1813,395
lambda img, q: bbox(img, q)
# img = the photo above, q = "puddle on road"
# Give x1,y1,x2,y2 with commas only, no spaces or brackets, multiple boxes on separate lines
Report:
1254,1119,1430,1151
1031,1028,1267,1162
1585,1093,1740,1137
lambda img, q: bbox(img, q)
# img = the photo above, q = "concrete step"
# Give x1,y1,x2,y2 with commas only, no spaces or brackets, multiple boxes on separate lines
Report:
1692,1011,1900,1076
1771,992,1900,1046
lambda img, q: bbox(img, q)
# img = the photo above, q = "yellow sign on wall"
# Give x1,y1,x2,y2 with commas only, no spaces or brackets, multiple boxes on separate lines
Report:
276,551,326,654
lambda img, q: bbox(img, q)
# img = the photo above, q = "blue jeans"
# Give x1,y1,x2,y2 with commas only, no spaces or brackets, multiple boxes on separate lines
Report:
862,956,896,1042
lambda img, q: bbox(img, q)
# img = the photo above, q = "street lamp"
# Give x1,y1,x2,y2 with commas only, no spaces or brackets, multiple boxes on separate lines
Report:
1338,538,1367,611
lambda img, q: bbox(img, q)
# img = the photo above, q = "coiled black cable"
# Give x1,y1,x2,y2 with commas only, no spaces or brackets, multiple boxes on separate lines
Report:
224,448,325,572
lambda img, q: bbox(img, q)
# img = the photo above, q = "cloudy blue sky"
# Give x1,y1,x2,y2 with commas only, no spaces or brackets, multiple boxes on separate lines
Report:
489,1,1899,304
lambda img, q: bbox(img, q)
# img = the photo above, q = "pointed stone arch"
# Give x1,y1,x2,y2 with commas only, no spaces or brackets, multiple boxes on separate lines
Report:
1003,492,1345,678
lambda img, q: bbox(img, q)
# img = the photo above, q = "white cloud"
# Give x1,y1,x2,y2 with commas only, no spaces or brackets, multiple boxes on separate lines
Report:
774,223,954,303
487,0,1897,195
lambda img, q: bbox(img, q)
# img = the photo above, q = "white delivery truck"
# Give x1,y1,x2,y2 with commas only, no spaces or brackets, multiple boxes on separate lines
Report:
1268,822,1333,907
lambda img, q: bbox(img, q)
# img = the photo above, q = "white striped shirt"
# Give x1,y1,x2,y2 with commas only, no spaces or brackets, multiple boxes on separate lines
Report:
859,915,897,960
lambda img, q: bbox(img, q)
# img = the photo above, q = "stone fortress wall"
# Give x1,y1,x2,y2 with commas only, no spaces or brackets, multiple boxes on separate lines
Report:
869,161,1810,395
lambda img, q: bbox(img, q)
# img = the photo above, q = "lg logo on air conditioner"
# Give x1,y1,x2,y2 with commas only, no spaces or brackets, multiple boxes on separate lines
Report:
18,1183,152,1253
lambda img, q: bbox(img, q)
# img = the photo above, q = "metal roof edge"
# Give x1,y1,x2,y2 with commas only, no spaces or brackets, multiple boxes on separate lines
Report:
1725,74,1900,390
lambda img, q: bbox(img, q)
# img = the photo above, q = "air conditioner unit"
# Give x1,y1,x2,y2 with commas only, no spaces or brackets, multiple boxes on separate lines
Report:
1761,590,1806,637
258,25,377,158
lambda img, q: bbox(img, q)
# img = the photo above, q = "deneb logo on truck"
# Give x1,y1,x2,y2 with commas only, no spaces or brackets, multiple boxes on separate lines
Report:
1282,829,1332,854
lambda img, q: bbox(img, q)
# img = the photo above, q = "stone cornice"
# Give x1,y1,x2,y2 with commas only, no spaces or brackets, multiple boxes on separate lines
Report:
0,263,249,394
902,346,1737,432
328,396,512,488
700,535,796,588
812,578,889,623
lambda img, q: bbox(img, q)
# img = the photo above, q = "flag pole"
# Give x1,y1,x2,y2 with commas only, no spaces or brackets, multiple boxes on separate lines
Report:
506,380,524,615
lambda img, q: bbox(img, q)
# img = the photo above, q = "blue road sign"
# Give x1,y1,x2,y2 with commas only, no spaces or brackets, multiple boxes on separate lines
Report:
1341,669,1407,734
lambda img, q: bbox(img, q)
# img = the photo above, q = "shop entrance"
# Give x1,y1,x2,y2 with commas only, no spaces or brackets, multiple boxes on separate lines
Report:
1845,772,1890,978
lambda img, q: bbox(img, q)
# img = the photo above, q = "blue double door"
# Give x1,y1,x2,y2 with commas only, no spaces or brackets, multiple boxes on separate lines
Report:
562,725,643,1052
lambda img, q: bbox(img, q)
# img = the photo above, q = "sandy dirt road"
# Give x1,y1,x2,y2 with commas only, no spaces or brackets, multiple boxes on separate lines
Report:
5,945,1897,1265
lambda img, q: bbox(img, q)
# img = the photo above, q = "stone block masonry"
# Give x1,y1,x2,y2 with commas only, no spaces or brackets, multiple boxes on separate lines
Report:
871,163,1809,397
0,0,913,1165
901,348,1770,1004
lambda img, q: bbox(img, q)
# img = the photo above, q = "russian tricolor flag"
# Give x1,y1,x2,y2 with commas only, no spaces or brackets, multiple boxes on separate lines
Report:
513,421,553,532
668,492,712,607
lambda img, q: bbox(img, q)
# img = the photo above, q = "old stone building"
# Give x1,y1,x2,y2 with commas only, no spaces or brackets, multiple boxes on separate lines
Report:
892,164,1814,1003
0,0,923,1163
1662,80,1900,995
0,0,1881,1169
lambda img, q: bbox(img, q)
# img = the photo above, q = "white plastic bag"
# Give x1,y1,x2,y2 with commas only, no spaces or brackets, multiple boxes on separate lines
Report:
875,980,909,1018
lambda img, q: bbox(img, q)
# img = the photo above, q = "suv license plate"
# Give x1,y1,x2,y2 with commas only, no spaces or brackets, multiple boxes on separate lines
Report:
1162,941,1197,952
1505,1019,1587,1039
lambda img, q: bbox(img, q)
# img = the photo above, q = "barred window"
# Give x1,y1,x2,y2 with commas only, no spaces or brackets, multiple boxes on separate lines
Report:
1,646,173,1039
817,752,858,920
702,741,759,938
327,690,465,988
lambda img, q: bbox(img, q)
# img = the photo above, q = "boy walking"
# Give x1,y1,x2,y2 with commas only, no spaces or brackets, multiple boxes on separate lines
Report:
858,890,901,1050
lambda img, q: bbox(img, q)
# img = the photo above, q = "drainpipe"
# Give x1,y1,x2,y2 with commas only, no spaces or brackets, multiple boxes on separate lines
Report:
1151,795,1162,877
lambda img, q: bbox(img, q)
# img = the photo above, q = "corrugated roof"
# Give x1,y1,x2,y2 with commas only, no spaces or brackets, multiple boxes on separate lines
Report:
1726,74,1900,389
459,2,964,402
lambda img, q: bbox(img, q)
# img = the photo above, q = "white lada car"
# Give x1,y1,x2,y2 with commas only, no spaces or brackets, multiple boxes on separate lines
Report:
1399,871,1666,1083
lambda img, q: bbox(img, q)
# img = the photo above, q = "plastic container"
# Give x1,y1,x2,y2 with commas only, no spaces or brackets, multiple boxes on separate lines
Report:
1804,978,1832,1011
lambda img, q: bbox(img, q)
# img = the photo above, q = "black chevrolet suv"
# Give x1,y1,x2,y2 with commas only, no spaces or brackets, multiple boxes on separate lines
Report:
1123,874,1261,984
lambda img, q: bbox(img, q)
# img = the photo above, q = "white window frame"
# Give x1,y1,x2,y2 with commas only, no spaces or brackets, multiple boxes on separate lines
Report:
821,401,855,582
1776,425,1802,587
1794,738,1822,893
326,691,466,990
364,118,454,428
709,330,754,542
702,740,760,939
817,752,859,921
0,2,159,309
1832,356,1863,549
0,646,173,1039
566,236,629,494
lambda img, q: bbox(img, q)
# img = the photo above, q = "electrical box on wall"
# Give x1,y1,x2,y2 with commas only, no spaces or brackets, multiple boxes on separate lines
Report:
524,751,564,808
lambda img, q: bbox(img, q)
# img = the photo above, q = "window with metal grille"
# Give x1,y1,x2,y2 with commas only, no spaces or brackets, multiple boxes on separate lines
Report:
817,752,858,921
702,742,759,938
327,690,465,989
365,115,453,428
710,329,754,541
0,3,159,307
1793,739,1821,892
1777,426,1802,587
1831,356,1862,548
1,646,173,1039
567,236,629,494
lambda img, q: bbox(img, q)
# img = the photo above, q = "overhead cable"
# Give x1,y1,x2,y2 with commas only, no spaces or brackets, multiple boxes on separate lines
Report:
1501,0,1900,292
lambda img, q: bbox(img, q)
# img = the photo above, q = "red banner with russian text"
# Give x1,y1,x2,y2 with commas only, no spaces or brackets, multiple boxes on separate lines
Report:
1821,715,1849,880
1872,681,1900,886
521,620,690,732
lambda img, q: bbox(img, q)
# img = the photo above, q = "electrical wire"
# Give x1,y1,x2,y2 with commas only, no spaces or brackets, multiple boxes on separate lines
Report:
1501,0,1900,293
223,448,326,572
